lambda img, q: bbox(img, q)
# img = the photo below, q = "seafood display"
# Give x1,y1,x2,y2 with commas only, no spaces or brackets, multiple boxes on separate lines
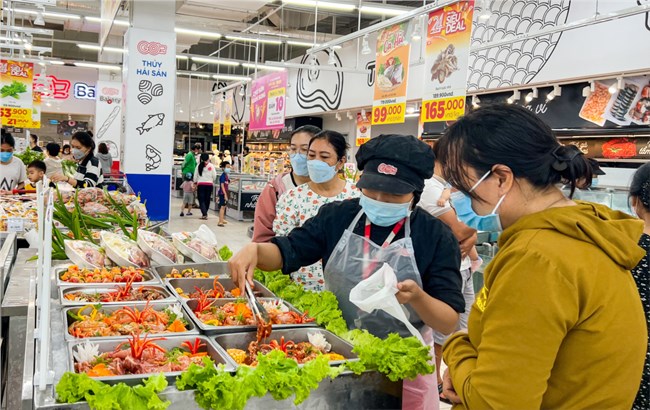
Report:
62,283,170,304
579,82,610,126
59,266,147,284
430,44,459,84
64,240,106,269
165,267,210,279
166,277,273,300
82,202,110,217
263,299,315,325
67,303,190,338
76,188,106,205
101,231,150,268
0,196,38,232
377,56,404,91
191,297,255,327
172,277,242,299
72,335,216,377
610,83,639,122
630,84,650,124
172,231,219,262
137,230,180,265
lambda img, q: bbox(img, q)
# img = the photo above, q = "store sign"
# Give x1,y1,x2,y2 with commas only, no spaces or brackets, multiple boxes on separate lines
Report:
1,60,34,128
73,82,96,100
95,80,123,164
250,71,287,131
356,112,371,146
421,1,474,123
372,22,411,125
213,96,223,137
566,137,650,160
223,90,233,136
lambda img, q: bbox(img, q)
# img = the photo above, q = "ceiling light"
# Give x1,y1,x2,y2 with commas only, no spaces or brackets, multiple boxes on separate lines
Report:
405,113,421,118
24,42,32,51
553,84,562,97
347,111,353,120
479,0,492,21
239,86,245,96
361,34,371,55
287,40,319,47
335,112,341,121
472,95,480,108
191,56,240,66
507,90,520,104
176,55,189,60
34,8,45,26
0,36,22,42
281,0,356,11
328,49,336,65
406,105,415,114
85,16,129,26
226,35,282,45
546,91,555,101
590,81,596,92
78,44,124,54
609,77,623,94
74,62,121,71
525,88,538,102
582,86,592,97
212,74,252,81
359,5,408,16
13,7,81,19
175,27,222,38
411,15,423,42
242,63,286,72
361,108,367,120
48,60,65,65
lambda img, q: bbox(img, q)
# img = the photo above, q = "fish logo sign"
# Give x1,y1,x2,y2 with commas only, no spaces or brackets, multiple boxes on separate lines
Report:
136,113,165,135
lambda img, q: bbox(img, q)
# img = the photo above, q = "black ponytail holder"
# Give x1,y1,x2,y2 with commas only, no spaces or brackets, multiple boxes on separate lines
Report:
551,145,581,172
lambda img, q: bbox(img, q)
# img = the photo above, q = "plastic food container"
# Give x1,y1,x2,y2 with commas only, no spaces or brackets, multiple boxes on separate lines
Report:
60,285,175,306
100,231,151,268
171,232,220,263
64,240,107,269
164,277,274,300
55,266,160,287
137,230,183,265
154,262,229,279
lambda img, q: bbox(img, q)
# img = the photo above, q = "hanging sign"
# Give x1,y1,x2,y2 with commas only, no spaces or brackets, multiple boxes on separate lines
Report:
1,60,34,127
223,90,233,136
356,112,371,146
95,81,123,166
421,1,474,123
213,96,223,137
250,71,287,131
372,23,411,125
30,91,42,129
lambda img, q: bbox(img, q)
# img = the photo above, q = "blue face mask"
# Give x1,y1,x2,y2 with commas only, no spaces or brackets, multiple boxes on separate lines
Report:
359,193,411,227
290,153,309,177
224,168,231,174
450,170,507,232
307,159,337,183
0,152,13,163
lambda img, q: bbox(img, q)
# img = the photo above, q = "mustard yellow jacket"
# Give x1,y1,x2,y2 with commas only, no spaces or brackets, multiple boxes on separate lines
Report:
444,202,647,409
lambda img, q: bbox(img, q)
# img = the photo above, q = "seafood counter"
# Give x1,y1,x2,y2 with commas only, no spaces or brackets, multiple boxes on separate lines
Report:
21,258,403,409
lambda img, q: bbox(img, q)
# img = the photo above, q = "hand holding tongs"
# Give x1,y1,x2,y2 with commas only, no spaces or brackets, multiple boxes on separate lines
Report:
245,282,270,323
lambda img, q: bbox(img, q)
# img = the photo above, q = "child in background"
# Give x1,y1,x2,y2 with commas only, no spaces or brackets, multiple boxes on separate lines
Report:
26,160,55,189
180,173,195,217
217,161,231,227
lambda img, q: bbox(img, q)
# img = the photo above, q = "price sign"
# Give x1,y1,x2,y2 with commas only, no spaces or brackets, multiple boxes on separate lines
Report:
420,96,466,123
356,137,371,146
266,87,285,127
1,107,33,127
6,217,25,232
372,102,406,125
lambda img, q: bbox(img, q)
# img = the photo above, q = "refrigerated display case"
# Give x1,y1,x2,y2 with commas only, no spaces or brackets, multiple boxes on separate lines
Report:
222,174,269,221
171,164,184,198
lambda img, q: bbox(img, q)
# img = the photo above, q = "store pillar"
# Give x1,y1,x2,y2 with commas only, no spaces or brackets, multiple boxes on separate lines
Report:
121,1,176,220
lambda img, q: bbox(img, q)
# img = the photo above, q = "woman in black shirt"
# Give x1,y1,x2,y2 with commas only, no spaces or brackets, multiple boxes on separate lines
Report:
51,132,104,188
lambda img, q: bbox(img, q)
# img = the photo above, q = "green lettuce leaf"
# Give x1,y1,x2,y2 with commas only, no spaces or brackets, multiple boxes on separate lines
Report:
218,245,233,261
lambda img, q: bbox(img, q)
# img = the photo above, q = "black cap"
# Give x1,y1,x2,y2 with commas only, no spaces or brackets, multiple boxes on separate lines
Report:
588,158,606,176
356,134,435,194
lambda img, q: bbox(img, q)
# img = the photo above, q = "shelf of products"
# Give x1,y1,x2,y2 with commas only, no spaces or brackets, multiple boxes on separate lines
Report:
244,143,290,176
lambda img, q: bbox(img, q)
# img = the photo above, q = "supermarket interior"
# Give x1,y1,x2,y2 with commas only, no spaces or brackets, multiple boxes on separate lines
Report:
1,0,650,409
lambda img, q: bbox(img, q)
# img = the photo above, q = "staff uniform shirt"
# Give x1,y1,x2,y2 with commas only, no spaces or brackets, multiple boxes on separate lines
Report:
271,198,465,313
0,157,27,191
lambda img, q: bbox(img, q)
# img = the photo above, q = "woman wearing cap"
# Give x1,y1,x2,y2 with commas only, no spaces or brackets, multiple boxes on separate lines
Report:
438,105,646,409
252,125,321,242
273,130,359,292
230,134,464,409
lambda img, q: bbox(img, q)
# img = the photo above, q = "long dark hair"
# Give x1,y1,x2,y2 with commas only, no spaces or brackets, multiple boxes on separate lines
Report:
198,153,210,176
631,163,650,211
72,131,95,151
437,104,592,199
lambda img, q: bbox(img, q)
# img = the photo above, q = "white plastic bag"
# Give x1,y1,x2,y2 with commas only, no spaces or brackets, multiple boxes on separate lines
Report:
195,224,218,246
349,263,425,343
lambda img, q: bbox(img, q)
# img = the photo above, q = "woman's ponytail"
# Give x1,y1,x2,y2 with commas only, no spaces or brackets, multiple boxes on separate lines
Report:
198,153,209,177
549,145,591,198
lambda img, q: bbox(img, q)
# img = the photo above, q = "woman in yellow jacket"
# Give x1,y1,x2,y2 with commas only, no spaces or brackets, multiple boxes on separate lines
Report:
438,104,647,409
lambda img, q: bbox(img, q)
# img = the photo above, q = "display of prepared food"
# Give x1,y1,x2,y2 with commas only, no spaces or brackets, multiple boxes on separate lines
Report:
61,284,173,305
100,231,151,268
0,196,38,232
165,267,210,279
166,277,274,299
70,335,234,380
64,240,107,269
579,82,611,126
136,230,182,265
154,262,229,278
172,231,220,263
58,265,151,285
65,302,194,339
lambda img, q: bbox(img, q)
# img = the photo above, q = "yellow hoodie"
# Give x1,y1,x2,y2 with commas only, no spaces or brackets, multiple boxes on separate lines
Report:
443,202,647,409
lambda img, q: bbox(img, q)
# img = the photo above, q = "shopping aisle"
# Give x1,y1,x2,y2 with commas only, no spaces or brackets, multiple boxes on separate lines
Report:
165,196,253,253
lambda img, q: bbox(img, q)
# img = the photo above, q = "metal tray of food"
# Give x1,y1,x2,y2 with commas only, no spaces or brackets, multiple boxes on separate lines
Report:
154,262,229,279
165,277,275,299
214,328,358,369
183,297,318,335
60,285,176,306
62,301,199,341
55,265,161,287
68,335,235,385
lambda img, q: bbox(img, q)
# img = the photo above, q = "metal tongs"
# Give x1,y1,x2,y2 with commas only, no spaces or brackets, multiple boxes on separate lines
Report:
245,282,270,323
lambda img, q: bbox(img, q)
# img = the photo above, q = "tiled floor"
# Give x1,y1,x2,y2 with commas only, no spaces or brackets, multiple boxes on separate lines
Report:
165,196,455,409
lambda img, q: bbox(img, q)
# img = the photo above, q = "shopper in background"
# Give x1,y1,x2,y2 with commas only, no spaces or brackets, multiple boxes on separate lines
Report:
628,162,650,410
96,142,113,176
183,143,201,178
29,133,42,152
242,146,252,174
193,153,216,220
51,131,104,188
438,104,646,409
0,132,26,193
223,149,232,165
273,130,360,291
61,144,74,161
252,125,321,242
25,160,55,189
179,173,195,217
217,161,231,227
44,143,63,178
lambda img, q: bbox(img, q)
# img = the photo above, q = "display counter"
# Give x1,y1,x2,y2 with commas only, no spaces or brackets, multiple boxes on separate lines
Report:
171,165,184,198
222,174,269,221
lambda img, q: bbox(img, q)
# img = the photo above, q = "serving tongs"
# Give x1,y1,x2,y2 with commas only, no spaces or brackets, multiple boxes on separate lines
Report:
245,282,272,341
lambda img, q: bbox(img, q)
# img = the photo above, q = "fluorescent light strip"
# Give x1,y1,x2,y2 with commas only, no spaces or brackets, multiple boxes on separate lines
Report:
177,72,212,78
48,60,65,65
282,0,356,11
213,74,252,81
359,5,408,16
12,7,81,20
77,44,125,54
0,36,23,42
74,62,121,71
191,56,240,66
226,35,282,45
85,16,129,27
287,40,320,47
242,62,286,72
175,28,222,38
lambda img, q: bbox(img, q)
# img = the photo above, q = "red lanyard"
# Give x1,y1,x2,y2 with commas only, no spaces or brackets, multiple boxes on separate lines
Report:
362,217,407,279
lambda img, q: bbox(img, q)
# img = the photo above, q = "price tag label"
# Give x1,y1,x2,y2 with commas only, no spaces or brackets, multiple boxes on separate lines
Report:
356,137,371,146
6,217,25,232
1,107,33,127
266,87,286,127
420,96,466,123
371,102,405,125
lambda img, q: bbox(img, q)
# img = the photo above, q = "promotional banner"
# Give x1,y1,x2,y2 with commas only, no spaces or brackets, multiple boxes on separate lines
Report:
1,60,34,128
29,92,41,129
250,71,287,131
95,81,122,167
421,1,475,123
213,97,223,136
580,78,650,127
372,22,411,125
356,112,371,146
223,90,233,136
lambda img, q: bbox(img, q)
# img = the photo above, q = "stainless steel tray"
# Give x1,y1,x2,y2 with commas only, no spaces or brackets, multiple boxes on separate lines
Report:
214,328,358,369
60,285,176,306
67,335,235,385
183,297,318,335
62,301,199,341
154,262,229,278
165,277,275,299
55,266,161,287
